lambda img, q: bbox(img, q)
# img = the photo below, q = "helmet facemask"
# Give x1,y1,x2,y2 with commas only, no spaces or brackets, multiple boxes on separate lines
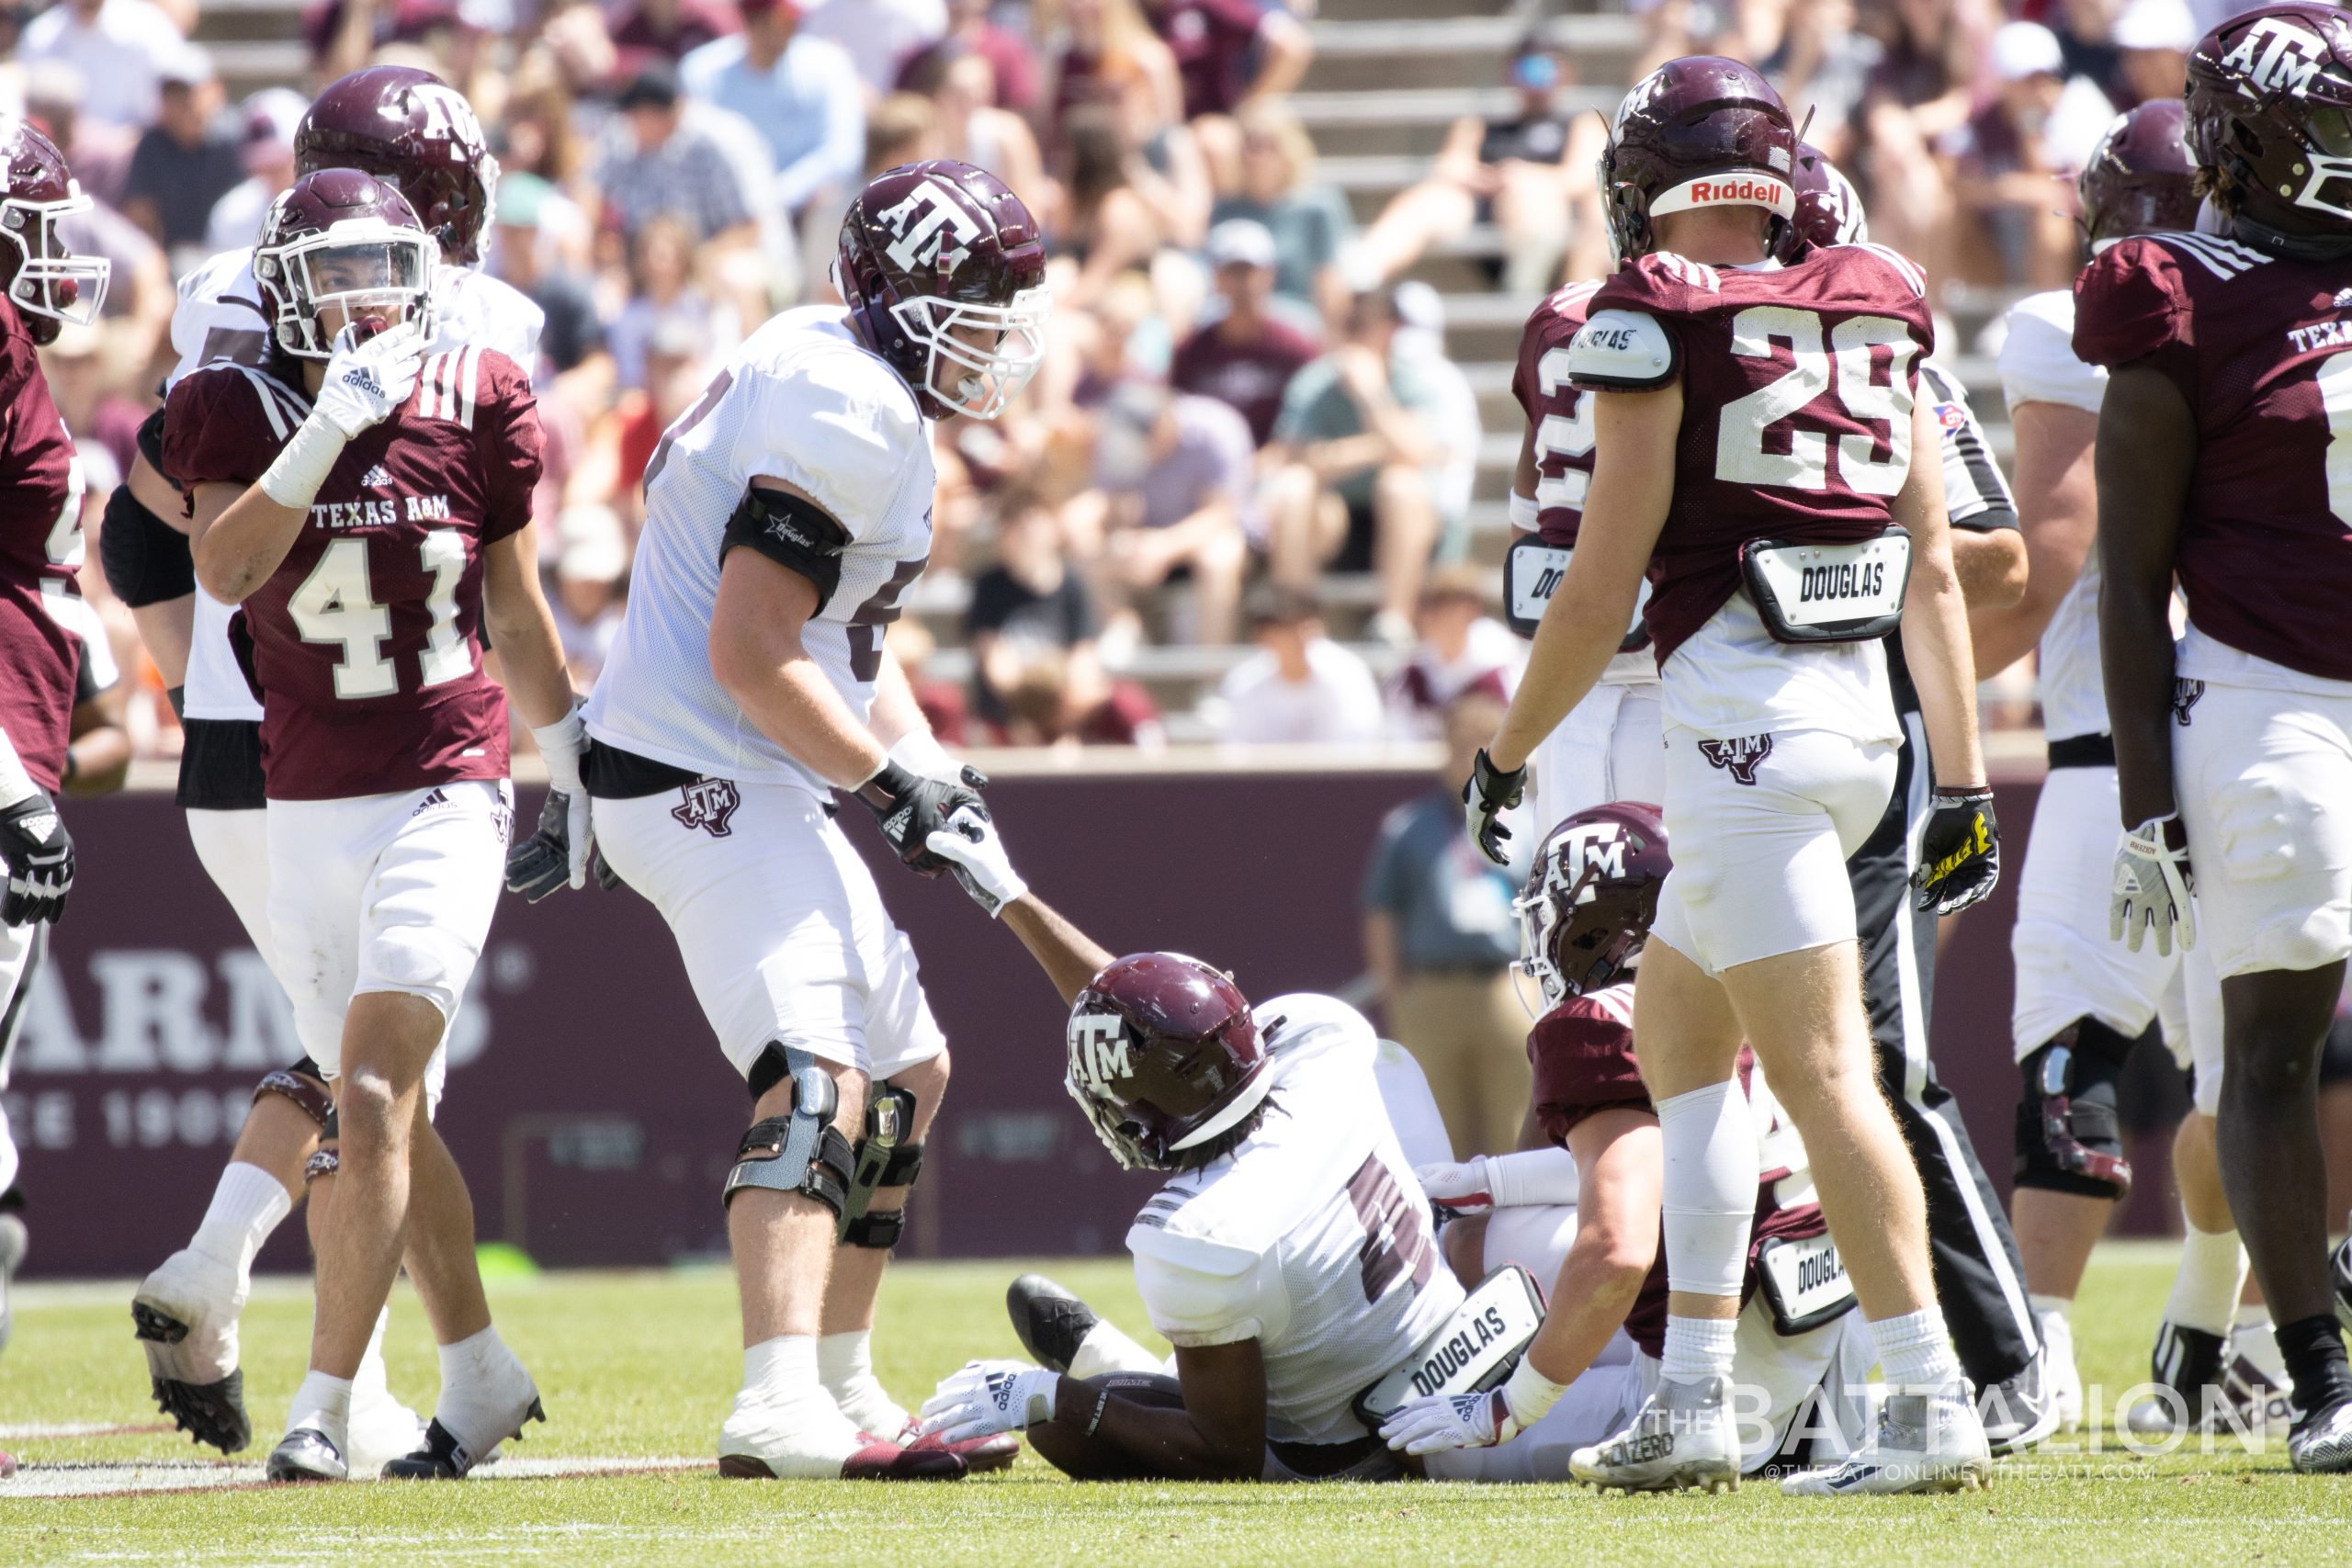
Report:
259,220,436,359
2,185,109,341
890,285,1049,421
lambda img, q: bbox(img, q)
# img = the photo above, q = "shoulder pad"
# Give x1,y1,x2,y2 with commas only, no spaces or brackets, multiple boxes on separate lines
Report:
1850,242,1928,297
1567,308,1678,389
2141,229,2271,282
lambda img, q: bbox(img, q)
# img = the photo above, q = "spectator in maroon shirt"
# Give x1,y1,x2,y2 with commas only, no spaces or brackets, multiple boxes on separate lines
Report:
899,0,1039,113
1143,0,1309,123
609,0,738,78
1170,217,1319,447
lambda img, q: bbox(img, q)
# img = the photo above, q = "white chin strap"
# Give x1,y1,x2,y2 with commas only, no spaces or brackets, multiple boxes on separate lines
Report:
1649,172,1796,224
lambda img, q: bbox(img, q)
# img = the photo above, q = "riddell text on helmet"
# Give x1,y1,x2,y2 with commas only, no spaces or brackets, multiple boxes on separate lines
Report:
1688,177,1786,205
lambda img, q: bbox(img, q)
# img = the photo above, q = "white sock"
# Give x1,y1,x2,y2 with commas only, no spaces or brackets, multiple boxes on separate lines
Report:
190,1162,291,1282
2029,1292,2073,1325
1660,1314,1738,1385
2233,1303,2287,1381
745,1334,833,1408
1070,1319,1161,1381
1871,1306,1961,1393
288,1369,354,1447
816,1330,905,1437
2166,1221,2248,1337
352,1307,393,1401
1657,1081,1757,1299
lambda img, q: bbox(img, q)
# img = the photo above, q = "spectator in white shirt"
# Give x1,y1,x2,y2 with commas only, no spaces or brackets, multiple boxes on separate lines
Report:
1212,584,1384,747
1384,563,1521,740
680,0,865,220
202,89,306,257
18,0,183,133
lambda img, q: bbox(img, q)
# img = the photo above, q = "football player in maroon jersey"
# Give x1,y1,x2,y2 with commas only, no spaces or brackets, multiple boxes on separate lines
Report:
2089,4,2352,1472
168,170,580,1483
0,116,110,1317
1463,58,1996,1495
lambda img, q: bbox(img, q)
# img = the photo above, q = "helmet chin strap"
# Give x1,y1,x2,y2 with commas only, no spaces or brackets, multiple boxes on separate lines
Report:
2232,209,2352,261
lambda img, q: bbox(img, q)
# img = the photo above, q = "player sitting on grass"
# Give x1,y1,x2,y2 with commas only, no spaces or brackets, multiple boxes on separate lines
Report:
907,807,1626,1481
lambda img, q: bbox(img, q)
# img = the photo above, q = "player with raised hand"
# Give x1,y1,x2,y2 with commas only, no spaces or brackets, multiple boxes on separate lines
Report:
167,170,576,1483
126,64,540,1467
571,160,1046,1483
1462,58,1994,1495
2088,4,2352,1472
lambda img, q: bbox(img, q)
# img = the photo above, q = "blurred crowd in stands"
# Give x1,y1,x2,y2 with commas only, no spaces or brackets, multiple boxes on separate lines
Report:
0,0,2256,758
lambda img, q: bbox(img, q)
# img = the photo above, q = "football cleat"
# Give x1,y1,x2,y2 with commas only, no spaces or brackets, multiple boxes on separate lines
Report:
2212,1342,2297,1442
382,1376,544,1482
1977,1348,2063,1455
2332,1229,2352,1333
901,1424,1019,1473
1008,1274,1098,1375
2124,1321,2228,1436
1781,1386,1990,1496
265,1426,348,1483
130,1248,251,1453
719,1388,965,1482
2289,1395,2352,1474
2035,1307,2085,1431
346,1384,433,1478
1567,1375,1740,1494
0,1210,25,1355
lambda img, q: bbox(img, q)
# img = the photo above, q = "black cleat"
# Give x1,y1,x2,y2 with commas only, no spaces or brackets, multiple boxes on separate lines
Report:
1007,1274,1098,1375
132,1301,253,1454
381,1399,545,1480
2126,1321,2229,1434
266,1427,347,1483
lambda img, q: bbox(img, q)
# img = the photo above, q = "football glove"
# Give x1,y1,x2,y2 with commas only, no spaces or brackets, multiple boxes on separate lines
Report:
1912,785,2000,916
505,789,584,904
312,318,426,439
856,757,988,875
1380,1356,1566,1457
0,790,73,925
916,1359,1062,1446
1462,748,1525,867
2111,814,2195,956
528,700,593,892
924,805,1028,918
1415,1157,1498,1218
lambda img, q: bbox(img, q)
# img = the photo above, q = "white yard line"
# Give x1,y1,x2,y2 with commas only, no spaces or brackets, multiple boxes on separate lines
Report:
1,1455,709,1499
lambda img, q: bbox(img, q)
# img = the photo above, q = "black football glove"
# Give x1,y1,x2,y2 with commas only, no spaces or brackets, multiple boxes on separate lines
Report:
504,789,578,904
1912,786,2000,917
0,789,74,925
856,760,989,875
1461,749,1525,866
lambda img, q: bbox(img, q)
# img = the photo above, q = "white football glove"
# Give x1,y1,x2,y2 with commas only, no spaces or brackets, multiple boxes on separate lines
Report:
1415,1157,1497,1217
1379,1358,1566,1457
312,318,426,438
530,698,593,891
2111,814,2195,956
916,1359,1061,1446
924,804,1028,918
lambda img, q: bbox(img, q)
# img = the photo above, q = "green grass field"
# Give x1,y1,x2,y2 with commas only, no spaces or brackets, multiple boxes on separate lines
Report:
1,1243,2341,1565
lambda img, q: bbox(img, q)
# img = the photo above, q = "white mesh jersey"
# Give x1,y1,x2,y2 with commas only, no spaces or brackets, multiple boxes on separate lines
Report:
585,307,935,796
1126,993,1466,1446
1997,288,2109,744
167,251,546,722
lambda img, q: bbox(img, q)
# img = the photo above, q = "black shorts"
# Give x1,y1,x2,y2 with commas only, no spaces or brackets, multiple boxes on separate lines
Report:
175,718,266,811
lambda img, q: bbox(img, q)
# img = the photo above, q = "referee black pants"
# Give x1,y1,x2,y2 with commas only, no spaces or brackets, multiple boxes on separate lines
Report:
1848,706,2041,1387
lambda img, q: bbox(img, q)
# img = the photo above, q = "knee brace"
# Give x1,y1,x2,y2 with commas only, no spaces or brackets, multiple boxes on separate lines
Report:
725,1043,854,1216
841,1084,923,1250
96,478,195,607
253,1057,334,1130
2014,1018,2135,1199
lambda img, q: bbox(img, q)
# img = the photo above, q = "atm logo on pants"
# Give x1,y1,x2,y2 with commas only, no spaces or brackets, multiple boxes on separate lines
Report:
1699,734,1774,786
671,778,741,838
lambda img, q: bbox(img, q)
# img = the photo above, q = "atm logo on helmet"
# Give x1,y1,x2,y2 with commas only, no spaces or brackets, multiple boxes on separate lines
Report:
1555,826,1629,902
878,178,982,274
2222,17,2329,98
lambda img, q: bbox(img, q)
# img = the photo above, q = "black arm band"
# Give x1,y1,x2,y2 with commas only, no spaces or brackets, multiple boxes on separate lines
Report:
720,487,851,612
98,481,196,607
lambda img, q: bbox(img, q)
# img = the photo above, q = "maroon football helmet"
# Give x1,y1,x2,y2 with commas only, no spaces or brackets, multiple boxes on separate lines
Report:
254,169,435,359
296,66,498,265
835,159,1048,420
2079,101,2200,248
1598,56,1797,262
0,118,108,345
2186,4,2352,239
1064,953,1272,1171
1778,141,1868,260
1517,802,1671,1009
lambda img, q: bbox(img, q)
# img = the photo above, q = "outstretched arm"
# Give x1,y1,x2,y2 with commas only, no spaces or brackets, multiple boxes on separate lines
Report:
1002,896,1118,1007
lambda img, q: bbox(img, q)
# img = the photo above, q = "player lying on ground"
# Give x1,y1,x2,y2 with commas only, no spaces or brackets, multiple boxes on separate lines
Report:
173,170,575,1482
905,810,1652,1482
1383,804,1876,1483
126,64,537,1469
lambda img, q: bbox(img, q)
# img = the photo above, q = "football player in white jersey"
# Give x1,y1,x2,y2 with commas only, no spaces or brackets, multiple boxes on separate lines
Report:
1975,101,2290,1437
906,818,1583,1483
551,160,1046,1482
117,65,542,1470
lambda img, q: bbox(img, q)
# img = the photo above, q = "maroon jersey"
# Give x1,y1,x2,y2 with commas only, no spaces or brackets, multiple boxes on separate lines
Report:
163,347,542,800
1510,279,1601,547
0,303,85,792
1169,317,1319,447
1151,0,1262,120
1526,988,1826,1359
2073,231,2352,681
1574,245,1935,664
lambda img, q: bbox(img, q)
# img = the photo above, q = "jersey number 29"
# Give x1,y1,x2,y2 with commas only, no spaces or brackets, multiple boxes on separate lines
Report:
1717,306,1918,496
